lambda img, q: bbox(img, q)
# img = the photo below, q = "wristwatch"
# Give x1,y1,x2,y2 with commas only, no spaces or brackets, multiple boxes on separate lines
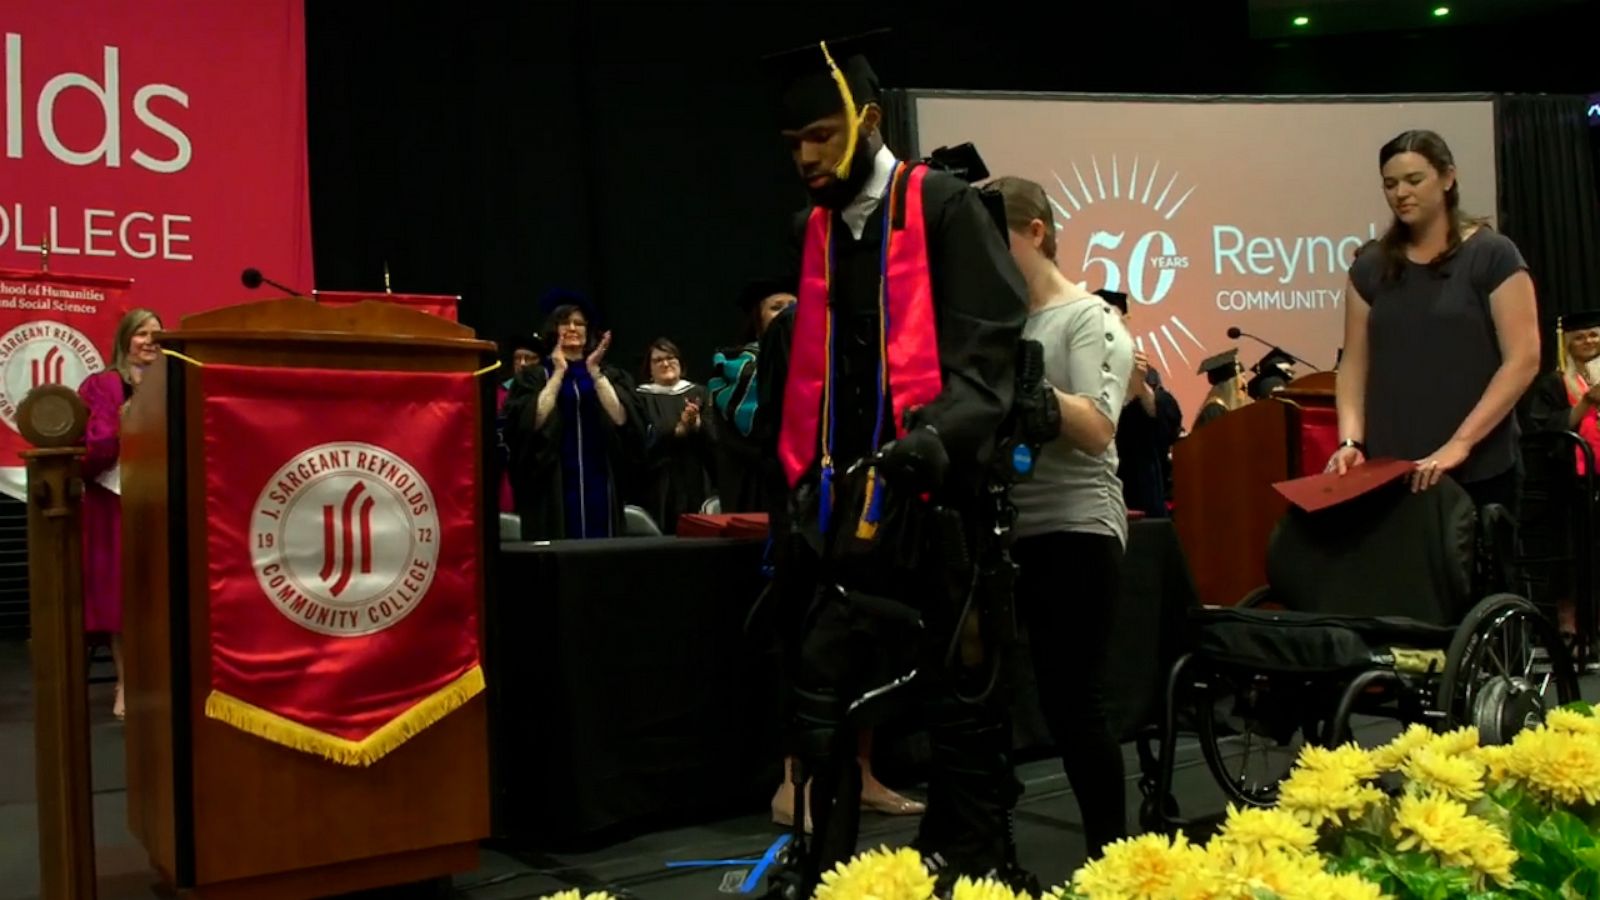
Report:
1338,439,1367,454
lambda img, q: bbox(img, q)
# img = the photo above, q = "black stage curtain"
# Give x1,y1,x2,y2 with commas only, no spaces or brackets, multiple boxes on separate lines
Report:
1495,95,1600,363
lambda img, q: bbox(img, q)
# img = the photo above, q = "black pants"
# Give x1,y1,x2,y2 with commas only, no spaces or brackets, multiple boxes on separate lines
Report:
1012,530,1127,856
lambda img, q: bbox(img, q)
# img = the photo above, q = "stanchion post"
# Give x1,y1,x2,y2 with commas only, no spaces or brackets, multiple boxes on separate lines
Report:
19,384,97,900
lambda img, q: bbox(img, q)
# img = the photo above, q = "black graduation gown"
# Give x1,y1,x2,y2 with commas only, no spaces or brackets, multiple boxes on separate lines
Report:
1525,371,1578,435
1115,369,1183,517
1192,399,1229,432
774,166,1028,507
634,382,713,533
503,363,644,540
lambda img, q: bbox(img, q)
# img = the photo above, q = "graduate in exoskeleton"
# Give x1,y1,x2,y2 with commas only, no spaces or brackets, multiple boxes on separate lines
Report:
754,30,1040,899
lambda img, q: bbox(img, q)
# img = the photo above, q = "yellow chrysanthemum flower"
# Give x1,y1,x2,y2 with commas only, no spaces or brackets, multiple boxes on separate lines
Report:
1427,725,1480,756
1504,724,1600,806
1391,792,1517,886
1400,746,1486,802
950,875,1031,900
1370,724,1436,772
1071,832,1204,899
814,846,937,900
1472,744,1514,786
1294,743,1380,782
540,893,618,900
1200,842,1329,899
1298,870,1393,900
1277,763,1386,829
1210,804,1319,855
1545,707,1600,737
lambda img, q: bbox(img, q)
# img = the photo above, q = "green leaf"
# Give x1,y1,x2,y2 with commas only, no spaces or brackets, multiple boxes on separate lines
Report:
1575,846,1600,873
1561,700,1594,716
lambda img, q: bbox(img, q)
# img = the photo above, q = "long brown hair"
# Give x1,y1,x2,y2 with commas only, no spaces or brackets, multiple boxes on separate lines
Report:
1375,130,1487,282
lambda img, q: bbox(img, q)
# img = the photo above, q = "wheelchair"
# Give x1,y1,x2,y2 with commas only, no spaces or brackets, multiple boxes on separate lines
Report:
1138,474,1580,831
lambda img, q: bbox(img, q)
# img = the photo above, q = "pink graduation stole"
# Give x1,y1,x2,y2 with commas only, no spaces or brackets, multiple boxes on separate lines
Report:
778,162,943,492
1565,375,1600,475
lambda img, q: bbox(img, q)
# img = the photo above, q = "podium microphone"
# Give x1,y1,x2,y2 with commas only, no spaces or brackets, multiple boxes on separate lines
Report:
240,267,303,297
1226,326,1322,371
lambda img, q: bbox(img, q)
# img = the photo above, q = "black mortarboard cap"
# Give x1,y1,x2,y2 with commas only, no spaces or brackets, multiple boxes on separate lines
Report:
760,29,887,131
1250,348,1297,377
737,277,797,314
507,333,544,354
538,288,601,329
1094,289,1129,315
1198,348,1241,386
1560,310,1600,331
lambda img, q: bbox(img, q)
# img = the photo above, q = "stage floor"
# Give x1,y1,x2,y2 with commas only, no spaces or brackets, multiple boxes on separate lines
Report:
2,639,1593,900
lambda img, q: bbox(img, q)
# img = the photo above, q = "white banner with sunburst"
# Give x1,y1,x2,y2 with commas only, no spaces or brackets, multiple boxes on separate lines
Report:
915,93,1496,416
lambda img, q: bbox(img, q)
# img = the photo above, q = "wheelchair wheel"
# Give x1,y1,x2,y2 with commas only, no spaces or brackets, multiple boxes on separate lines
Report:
1438,594,1581,744
1196,670,1315,808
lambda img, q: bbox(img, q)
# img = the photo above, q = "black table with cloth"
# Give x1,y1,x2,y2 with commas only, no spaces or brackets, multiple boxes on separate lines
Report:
486,521,1194,846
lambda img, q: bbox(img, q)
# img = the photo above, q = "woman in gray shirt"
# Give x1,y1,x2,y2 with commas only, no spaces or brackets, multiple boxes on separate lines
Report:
1330,130,1540,514
990,176,1135,856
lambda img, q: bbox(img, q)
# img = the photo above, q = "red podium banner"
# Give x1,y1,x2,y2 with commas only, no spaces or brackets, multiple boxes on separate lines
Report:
0,267,129,476
201,364,483,765
313,291,460,322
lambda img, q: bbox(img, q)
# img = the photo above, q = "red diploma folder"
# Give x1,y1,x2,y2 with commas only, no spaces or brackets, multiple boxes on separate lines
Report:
1271,458,1415,513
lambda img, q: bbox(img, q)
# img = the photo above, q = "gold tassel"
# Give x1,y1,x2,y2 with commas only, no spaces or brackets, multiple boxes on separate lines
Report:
854,466,879,540
819,40,860,181
1558,317,1567,376
203,665,485,767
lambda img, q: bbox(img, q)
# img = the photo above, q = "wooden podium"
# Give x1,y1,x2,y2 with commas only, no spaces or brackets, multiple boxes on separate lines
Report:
120,298,496,899
1171,372,1337,608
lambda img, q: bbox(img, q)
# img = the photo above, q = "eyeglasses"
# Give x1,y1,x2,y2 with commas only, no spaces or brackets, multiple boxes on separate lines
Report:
651,356,679,365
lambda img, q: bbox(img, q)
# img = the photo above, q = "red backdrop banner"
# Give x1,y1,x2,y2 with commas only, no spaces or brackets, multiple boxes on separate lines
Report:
313,291,461,322
201,364,483,766
1,1,313,320
0,266,129,487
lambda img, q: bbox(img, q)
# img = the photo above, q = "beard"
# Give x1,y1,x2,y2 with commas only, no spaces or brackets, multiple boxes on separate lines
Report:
806,135,878,210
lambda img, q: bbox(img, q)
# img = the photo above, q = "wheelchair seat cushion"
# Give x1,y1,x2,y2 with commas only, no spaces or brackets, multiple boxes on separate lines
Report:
1189,607,1458,675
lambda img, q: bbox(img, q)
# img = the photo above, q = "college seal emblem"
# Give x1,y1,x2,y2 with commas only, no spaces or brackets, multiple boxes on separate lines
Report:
251,441,440,637
0,320,105,432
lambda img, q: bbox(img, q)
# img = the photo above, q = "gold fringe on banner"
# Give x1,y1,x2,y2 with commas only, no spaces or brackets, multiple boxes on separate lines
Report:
203,665,485,766
167,348,502,379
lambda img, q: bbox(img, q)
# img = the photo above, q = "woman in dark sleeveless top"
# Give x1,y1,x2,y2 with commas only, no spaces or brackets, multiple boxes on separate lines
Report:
1330,130,1540,515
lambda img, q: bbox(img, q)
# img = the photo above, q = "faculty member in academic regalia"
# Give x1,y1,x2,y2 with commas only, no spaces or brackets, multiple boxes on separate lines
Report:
706,279,796,514
1099,289,1183,517
80,307,163,720
757,31,1035,896
634,337,712,533
505,304,641,540
497,333,544,513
